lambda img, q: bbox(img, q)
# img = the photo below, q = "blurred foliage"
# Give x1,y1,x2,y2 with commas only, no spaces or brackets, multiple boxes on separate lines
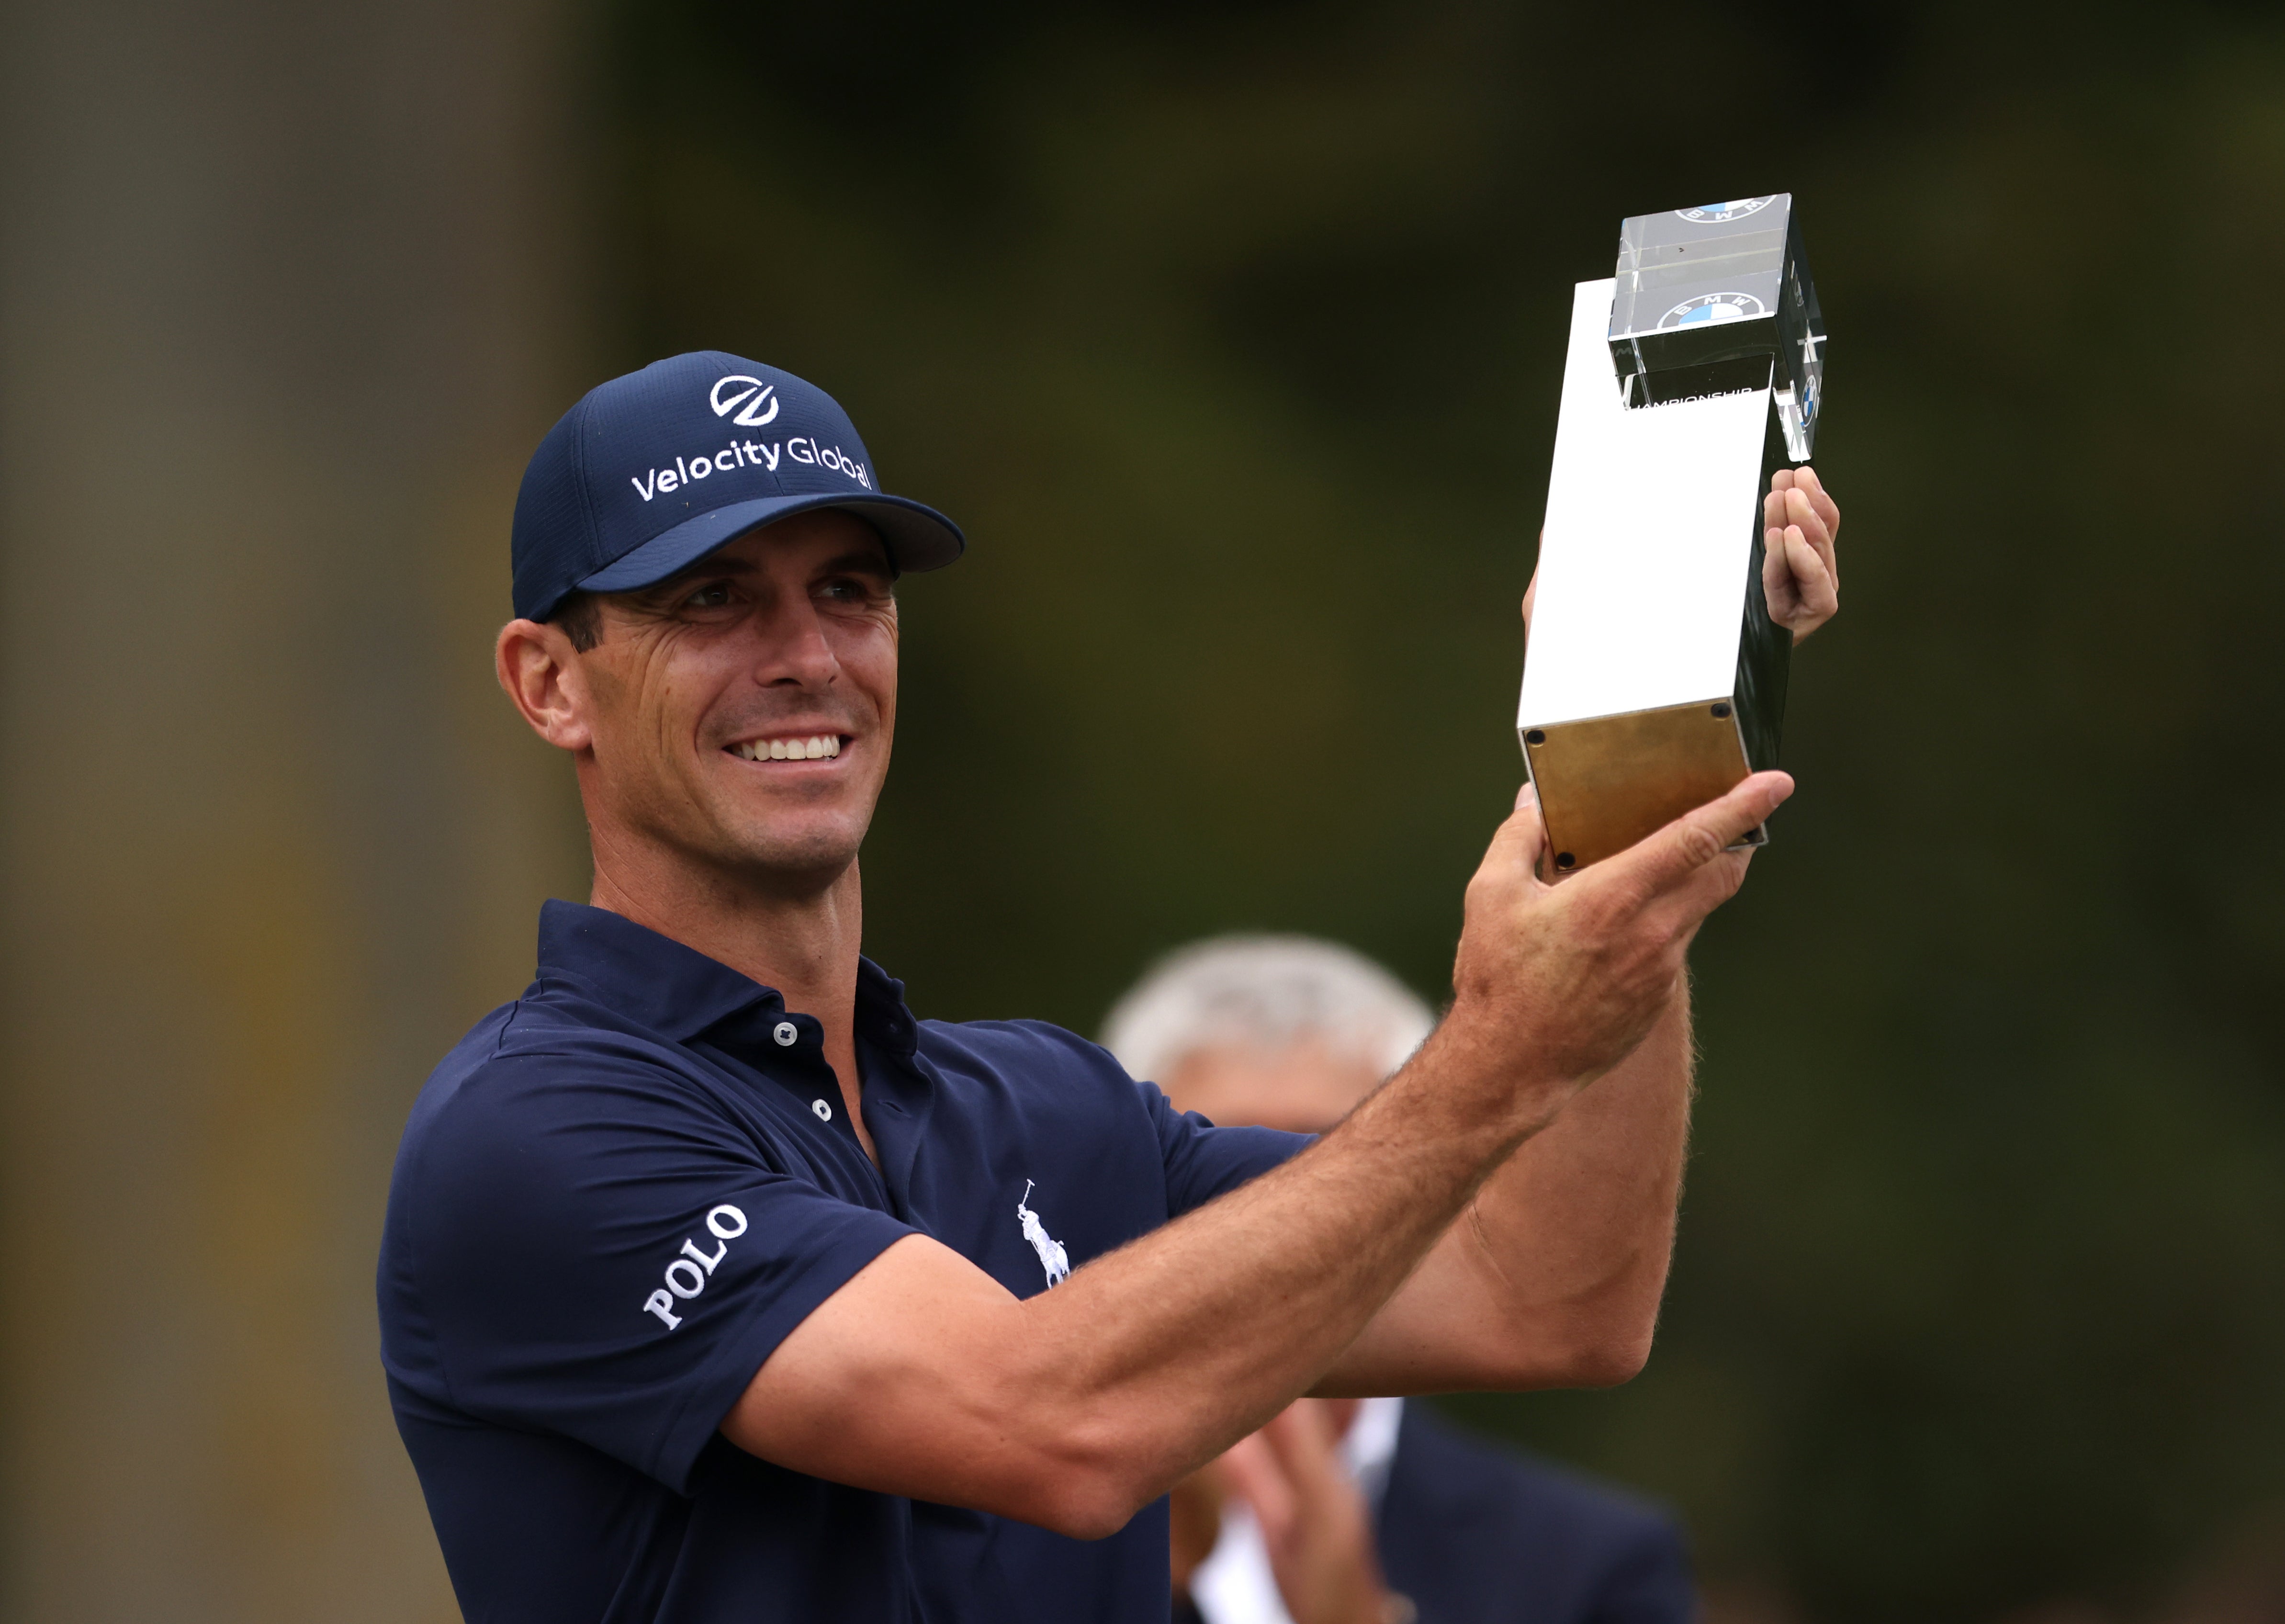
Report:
599,2,2285,1618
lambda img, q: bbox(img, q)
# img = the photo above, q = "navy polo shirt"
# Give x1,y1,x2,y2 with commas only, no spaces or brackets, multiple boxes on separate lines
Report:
378,901,1304,1624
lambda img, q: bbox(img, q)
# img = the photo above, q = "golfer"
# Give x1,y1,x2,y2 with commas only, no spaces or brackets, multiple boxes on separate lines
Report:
377,351,1841,1624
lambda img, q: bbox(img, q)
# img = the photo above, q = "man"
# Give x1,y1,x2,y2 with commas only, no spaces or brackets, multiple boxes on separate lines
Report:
377,351,1840,1624
1104,936,1696,1624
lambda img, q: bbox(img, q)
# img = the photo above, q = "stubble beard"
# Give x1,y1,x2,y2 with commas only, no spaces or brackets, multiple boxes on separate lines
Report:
709,811,869,901
587,739,878,906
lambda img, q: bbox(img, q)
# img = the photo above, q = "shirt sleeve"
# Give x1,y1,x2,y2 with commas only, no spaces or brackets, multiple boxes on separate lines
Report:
1135,1081,1312,1217
385,1045,914,1495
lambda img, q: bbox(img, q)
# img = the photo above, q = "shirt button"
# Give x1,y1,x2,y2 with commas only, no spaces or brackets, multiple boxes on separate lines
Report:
773,1020,798,1047
811,1098,833,1122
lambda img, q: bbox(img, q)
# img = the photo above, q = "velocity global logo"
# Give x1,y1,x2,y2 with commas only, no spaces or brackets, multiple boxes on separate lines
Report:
628,435,873,503
709,374,781,427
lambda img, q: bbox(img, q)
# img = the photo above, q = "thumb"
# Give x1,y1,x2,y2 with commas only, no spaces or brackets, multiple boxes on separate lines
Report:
1481,782,1547,878
1602,771,1793,897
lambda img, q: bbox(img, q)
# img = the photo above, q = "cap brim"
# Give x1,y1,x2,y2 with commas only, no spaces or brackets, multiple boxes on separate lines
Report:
567,491,965,607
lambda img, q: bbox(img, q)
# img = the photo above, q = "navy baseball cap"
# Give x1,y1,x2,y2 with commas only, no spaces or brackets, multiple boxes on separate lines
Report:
510,351,965,622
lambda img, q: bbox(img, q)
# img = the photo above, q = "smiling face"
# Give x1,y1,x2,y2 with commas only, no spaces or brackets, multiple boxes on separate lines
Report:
503,509,900,899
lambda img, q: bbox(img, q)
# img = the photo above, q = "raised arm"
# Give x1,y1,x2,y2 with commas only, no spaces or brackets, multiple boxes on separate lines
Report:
720,771,1791,1539
1333,467,1840,1395
1317,818,1695,1395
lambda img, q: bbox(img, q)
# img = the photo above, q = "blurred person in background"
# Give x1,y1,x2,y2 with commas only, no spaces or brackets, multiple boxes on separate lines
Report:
1107,938,1696,1624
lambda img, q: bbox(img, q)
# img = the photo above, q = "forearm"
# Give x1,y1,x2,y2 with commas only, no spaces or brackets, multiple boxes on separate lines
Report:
1028,1028,1561,1470
1465,970,1691,1361
1321,972,1694,1393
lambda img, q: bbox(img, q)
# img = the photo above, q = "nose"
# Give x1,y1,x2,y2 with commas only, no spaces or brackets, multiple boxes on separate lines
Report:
748,592,840,689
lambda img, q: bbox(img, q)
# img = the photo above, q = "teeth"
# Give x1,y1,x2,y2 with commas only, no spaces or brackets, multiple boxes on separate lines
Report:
733,735,843,762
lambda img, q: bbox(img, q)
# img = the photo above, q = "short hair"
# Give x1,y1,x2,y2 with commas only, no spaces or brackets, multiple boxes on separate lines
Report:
1100,935,1437,1086
551,590,602,652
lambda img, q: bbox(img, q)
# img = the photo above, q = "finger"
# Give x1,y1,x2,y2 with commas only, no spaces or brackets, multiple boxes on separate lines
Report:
1482,782,1549,879
1597,770,1794,901
1791,464,1841,540
1218,1431,1298,1541
1782,486,1837,550
1784,524,1837,625
1786,490,1837,596
1762,526,1796,616
1521,564,1539,632
1782,485,1834,555
1764,469,1797,535
1778,496,1836,608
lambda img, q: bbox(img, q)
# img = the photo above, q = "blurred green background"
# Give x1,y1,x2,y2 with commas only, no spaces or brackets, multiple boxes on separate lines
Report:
6,0,2285,1619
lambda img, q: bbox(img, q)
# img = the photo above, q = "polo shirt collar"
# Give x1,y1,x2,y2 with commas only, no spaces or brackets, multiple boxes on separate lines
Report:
853,958,920,1058
534,899,918,1056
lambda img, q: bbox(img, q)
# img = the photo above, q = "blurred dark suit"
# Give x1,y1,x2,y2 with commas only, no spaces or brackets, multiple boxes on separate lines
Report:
1376,1406,1692,1624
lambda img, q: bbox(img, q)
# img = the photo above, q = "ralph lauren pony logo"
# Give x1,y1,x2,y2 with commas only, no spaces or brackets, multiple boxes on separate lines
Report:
1016,1181,1070,1289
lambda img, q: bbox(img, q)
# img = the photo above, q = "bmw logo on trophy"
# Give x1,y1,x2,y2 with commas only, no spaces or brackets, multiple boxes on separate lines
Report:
1517,194,1827,871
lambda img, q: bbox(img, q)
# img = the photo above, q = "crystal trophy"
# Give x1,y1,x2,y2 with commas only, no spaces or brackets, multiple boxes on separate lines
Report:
1516,194,1826,873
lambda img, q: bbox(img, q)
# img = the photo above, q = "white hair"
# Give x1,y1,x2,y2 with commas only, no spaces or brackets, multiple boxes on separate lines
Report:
1100,934,1437,1086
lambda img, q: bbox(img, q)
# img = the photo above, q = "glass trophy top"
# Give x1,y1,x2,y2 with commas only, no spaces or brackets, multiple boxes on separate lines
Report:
1606,194,1826,460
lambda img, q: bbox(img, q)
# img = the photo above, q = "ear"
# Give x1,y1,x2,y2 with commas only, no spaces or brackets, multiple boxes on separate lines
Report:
495,618,596,753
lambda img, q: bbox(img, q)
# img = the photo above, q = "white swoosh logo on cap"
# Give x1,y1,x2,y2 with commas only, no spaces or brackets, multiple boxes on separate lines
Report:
709,374,781,428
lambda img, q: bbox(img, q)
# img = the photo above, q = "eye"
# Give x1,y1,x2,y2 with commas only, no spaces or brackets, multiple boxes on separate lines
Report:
683,582,734,609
